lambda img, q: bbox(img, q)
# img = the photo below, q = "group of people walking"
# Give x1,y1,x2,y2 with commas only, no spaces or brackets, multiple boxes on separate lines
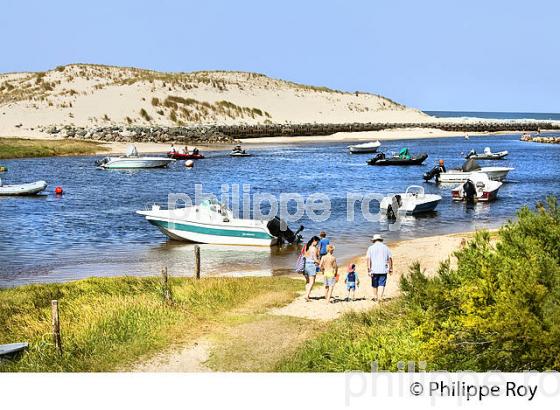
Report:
299,231,393,304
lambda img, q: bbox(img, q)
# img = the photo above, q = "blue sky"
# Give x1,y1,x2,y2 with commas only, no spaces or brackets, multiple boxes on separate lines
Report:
1,0,558,112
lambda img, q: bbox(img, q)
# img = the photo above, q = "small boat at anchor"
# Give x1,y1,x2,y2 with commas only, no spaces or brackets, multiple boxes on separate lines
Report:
167,151,205,160
423,159,513,183
229,145,252,157
367,149,428,166
465,147,509,160
137,199,303,246
380,186,442,216
96,145,175,169
348,141,381,154
452,173,502,202
0,179,47,196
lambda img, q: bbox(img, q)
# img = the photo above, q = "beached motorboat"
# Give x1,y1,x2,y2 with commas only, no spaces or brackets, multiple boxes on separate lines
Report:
423,159,513,183
465,147,509,160
0,342,28,358
0,180,47,196
348,141,381,154
380,186,442,216
229,145,252,157
96,145,175,169
167,151,205,160
452,173,502,202
137,200,302,246
367,150,428,166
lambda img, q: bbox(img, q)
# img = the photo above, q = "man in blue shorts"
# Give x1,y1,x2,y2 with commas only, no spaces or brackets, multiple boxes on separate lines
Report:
366,234,393,302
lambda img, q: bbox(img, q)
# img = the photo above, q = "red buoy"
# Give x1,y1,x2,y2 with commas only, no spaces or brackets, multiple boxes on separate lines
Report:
55,186,63,195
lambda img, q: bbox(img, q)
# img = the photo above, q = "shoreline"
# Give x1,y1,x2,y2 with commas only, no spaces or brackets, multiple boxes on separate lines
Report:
0,128,552,157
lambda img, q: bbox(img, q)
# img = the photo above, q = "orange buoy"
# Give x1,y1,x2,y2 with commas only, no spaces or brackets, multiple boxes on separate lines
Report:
55,186,64,195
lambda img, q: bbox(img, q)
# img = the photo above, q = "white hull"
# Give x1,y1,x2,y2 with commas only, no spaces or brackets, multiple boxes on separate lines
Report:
452,174,502,202
380,186,442,215
0,180,47,196
100,157,175,169
348,141,381,153
438,167,513,183
137,203,276,246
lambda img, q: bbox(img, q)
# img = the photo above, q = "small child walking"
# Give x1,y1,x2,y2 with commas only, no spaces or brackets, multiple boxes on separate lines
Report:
345,264,360,301
319,244,338,304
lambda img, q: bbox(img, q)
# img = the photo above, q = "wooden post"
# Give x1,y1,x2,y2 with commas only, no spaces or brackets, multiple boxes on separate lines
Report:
194,245,201,279
161,266,171,302
51,300,62,355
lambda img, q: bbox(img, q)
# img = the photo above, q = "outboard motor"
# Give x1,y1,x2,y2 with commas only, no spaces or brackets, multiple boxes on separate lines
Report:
423,166,441,182
95,157,109,167
267,216,304,244
386,194,402,220
463,179,477,203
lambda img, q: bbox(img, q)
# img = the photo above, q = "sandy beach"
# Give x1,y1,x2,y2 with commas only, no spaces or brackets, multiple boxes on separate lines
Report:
134,230,474,372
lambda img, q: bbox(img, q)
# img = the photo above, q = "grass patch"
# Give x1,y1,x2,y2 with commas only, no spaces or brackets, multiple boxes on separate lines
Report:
0,276,301,372
0,138,108,159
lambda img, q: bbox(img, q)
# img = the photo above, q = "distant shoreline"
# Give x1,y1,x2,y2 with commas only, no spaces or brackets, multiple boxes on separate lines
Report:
1,127,557,158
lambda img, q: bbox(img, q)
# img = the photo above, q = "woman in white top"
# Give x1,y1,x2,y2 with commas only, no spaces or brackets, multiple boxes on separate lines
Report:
303,236,320,301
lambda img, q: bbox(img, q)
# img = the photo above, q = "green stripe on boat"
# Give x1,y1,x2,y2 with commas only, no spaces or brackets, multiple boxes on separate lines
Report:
150,219,273,239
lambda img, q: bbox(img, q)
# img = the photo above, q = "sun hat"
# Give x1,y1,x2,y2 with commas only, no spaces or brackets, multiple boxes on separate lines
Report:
371,234,383,242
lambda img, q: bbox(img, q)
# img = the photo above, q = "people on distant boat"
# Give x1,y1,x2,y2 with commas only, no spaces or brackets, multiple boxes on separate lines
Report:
345,264,360,302
318,231,330,260
366,234,393,302
193,147,199,155
438,159,446,173
319,244,338,304
170,144,176,153
398,147,411,159
303,236,321,302
180,146,187,154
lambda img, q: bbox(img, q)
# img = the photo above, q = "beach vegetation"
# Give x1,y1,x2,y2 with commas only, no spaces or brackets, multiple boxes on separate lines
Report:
139,108,151,122
278,198,560,372
0,138,108,159
0,276,301,372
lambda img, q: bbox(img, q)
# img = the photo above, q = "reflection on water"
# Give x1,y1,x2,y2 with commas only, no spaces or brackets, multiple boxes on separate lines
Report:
1,134,559,286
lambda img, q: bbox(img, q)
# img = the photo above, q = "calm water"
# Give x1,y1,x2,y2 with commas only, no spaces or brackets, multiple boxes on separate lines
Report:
424,111,560,121
1,133,559,286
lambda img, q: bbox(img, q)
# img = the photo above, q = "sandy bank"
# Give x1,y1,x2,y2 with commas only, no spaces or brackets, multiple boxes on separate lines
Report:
134,230,476,371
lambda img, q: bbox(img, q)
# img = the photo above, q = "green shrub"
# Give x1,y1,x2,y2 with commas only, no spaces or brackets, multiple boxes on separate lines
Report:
279,198,560,372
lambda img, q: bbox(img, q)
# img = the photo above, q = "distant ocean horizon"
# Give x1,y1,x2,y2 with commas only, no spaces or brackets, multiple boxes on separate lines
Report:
424,111,560,121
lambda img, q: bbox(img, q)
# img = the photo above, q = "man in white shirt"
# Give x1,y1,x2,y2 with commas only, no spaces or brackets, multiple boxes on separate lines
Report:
366,234,393,301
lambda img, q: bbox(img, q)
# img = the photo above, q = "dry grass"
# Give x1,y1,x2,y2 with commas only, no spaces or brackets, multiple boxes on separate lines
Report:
0,138,108,159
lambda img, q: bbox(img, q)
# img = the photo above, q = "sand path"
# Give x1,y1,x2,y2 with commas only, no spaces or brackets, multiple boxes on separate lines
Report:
133,232,470,372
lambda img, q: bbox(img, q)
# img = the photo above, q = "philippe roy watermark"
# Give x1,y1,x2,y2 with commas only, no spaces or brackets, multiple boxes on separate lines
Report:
344,361,560,406
162,183,412,230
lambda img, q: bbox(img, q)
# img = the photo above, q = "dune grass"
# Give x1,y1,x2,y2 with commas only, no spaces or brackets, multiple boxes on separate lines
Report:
0,276,301,372
0,138,107,159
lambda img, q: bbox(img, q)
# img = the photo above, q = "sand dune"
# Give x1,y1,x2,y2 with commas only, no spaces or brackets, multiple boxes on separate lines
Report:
0,64,429,138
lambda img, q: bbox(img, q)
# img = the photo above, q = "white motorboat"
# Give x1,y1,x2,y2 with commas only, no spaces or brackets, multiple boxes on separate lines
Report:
436,166,513,183
229,145,252,157
380,186,442,216
424,159,513,183
0,180,47,196
96,145,175,169
137,200,301,246
465,147,509,160
452,173,502,202
229,151,252,157
348,141,381,154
